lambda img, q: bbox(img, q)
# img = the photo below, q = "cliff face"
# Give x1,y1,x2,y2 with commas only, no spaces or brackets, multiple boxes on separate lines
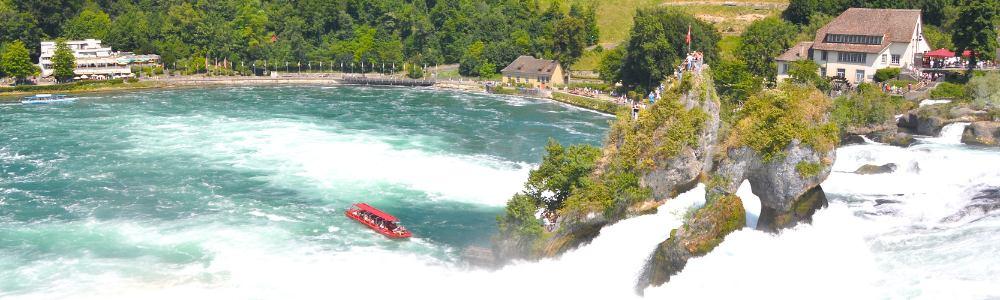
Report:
493,67,838,287
712,142,834,231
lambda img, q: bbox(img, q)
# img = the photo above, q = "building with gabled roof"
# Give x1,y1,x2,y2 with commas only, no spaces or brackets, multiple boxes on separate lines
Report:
501,56,565,88
776,8,931,84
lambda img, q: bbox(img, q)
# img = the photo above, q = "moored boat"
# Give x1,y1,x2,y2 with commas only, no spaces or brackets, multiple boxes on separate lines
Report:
345,203,412,239
21,94,77,104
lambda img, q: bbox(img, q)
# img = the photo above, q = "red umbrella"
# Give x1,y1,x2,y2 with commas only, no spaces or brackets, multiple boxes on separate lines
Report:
924,48,955,58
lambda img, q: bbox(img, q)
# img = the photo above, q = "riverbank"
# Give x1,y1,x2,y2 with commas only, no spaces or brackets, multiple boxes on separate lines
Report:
2,75,626,115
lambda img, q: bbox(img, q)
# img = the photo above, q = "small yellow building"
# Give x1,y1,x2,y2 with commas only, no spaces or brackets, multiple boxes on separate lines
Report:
501,56,565,88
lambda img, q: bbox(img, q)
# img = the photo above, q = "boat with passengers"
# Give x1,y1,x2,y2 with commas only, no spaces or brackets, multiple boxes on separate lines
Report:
21,94,77,104
345,203,412,239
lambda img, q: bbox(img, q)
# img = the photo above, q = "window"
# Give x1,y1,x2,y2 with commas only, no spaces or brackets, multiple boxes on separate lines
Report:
821,51,828,61
838,52,867,63
824,34,883,45
881,54,888,64
891,54,901,65
836,68,846,78
780,63,789,75
855,69,865,83
820,67,827,77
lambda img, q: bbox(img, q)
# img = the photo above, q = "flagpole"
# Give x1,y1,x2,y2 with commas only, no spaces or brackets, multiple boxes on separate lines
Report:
686,24,691,54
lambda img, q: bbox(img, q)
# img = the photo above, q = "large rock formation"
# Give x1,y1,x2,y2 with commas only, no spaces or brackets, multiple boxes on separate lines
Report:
961,121,1000,147
898,104,991,137
710,142,834,232
638,83,838,289
493,68,724,262
897,111,946,136
636,194,745,293
494,69,838,291
641,71,721,200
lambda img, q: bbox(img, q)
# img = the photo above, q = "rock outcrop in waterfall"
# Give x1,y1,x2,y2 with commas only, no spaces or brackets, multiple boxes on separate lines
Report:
493,66,839,292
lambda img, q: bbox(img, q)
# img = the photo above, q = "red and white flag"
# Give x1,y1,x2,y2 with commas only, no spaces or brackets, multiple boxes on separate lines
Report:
685,25,692,45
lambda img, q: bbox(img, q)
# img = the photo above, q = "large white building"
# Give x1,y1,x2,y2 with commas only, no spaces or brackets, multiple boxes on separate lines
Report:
776,8,931,84
38,39,159,79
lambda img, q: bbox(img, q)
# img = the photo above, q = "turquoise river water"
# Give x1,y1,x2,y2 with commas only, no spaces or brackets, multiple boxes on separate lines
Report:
0,86,611,298
2,87,999,299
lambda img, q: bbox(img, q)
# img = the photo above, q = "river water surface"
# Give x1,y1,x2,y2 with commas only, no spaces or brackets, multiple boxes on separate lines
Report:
2,87,998,299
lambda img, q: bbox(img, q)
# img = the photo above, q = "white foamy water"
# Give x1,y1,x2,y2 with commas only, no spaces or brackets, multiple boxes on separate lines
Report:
919,99,952,107
645,129,1000,299
25,127,998,300
126,115,531,206
917,122,969,145
15,185,707,300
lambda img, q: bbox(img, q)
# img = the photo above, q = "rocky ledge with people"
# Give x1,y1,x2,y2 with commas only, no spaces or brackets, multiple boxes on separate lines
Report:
493,64,840,292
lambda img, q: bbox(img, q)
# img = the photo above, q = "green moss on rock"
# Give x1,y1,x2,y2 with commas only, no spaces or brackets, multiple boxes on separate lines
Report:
795,161,822,178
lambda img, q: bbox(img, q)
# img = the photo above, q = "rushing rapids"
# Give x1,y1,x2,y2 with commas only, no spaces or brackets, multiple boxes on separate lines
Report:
1,87,998,299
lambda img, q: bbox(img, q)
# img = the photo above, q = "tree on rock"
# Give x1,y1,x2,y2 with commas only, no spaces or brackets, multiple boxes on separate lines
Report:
52,39,76,83
0,41,39,85
951,0,999,73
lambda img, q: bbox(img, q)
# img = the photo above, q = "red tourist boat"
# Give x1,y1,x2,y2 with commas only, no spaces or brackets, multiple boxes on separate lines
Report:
345,203,412,239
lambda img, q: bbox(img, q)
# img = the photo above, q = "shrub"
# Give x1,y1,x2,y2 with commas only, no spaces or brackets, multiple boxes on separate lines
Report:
873,68,900,82
725,83,838,161
831,83,897,131
525,140,602,210
407,64,424,79
930,82,966,100
965,72,1000,110
496,193,544,241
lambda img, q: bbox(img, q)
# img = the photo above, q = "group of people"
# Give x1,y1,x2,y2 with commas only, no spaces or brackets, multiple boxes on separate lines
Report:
568,87,604,98
878,81,921,95
924,57,999,70
353,209,407,235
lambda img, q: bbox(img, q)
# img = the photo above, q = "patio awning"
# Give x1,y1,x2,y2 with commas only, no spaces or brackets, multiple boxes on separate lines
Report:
924,48,955,58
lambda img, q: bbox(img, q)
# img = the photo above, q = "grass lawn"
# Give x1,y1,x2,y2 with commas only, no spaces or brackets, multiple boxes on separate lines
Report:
573,48,606,71
718,35,742,61
539,0,788,45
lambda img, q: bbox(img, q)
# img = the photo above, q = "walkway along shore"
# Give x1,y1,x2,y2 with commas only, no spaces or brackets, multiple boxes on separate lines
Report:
2,73,623,114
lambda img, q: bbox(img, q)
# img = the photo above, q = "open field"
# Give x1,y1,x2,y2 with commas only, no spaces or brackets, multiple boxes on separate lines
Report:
541,0,787,46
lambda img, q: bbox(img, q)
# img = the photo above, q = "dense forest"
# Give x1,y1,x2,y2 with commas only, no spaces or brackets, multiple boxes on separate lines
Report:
0,0,598,76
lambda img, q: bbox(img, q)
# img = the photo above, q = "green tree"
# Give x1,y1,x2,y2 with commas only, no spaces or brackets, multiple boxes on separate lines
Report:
786,59,829,91
496,193,544,242
61,4,111,40
598,47,624,84
922,25,954,50
569,3,599,46
105,6,156,55
737,17,797,84
782,0,819,25
620,8,719,92
0,3,43,59
525,139,602,211
952,0,999,73
712,60,762,106
550,16,588,71
0,41,39,84
52,39,76,82
459,40,486,76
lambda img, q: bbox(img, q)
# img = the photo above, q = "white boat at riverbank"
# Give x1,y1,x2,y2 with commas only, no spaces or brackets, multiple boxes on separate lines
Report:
21,94,77,104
